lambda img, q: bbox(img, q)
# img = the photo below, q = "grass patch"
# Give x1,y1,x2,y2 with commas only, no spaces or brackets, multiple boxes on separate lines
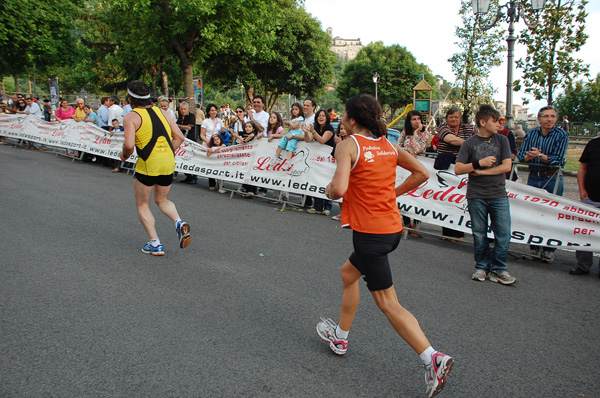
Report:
564,146,582,172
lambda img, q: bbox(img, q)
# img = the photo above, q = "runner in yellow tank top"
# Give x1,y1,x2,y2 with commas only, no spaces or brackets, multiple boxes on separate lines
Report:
119,80,191,256
132,106,176,177
316,95,454,398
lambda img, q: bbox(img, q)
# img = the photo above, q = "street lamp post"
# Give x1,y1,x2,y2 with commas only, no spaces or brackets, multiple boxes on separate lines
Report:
472,0,546,129
372,72,380,102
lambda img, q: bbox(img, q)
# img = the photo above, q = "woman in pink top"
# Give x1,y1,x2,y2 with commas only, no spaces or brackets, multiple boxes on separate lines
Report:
55,99,75,121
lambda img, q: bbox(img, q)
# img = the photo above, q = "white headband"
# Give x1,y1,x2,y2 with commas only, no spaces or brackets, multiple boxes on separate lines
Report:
127,88,151,99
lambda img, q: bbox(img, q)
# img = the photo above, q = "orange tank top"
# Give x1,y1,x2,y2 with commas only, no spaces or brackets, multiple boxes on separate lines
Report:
341,134,403,234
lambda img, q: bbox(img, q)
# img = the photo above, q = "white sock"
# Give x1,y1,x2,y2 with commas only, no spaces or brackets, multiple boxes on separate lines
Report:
150,238,161,247
419,346,435,366
335,325,349,340
174,218,182,227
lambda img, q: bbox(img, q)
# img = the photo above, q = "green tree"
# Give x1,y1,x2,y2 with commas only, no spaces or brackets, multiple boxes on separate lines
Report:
336,42,435,118
516,0,589,105
449,0,505,123
103,0,281,107
203,2,335,112
0,1,79,92
555,73,600,122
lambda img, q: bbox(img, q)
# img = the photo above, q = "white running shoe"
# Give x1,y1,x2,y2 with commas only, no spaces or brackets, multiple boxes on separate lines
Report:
316,317,348,355
424,351,454,398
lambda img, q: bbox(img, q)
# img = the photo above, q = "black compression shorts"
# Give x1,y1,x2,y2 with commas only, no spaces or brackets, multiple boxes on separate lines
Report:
134,172,174,187
349,230,402,291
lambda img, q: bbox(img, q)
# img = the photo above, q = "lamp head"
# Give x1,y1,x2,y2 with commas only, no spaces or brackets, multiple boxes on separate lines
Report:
471,0,491,15
530,0,546,12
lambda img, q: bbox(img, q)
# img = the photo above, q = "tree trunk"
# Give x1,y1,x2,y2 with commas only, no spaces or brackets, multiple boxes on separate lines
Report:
13,74,19,92
150,65,158,97
161,70,168,97
181,58,194,113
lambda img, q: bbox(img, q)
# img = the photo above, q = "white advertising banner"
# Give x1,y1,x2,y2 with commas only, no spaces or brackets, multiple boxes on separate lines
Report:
1,113,598,251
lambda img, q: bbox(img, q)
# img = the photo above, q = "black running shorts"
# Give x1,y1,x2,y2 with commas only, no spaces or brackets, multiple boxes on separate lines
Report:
349,230,402,291
134,172,174,187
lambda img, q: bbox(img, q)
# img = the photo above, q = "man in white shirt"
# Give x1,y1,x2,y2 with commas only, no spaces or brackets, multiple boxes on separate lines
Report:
244,95,270,196
20,97,45,150
22,97,43,119
303,97,316,128
108,95,124,129
301,98,317,207
247,95,269,138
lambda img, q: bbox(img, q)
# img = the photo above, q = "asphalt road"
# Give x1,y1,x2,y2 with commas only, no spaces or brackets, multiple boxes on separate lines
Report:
1,143,599,398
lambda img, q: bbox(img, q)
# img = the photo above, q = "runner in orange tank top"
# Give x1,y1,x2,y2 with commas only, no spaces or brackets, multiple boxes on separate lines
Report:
316,95,454,398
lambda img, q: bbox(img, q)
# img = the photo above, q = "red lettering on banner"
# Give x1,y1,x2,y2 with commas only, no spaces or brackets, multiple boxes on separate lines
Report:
562,205,600,219
422,189,434,199
255,157,292,172
11,124,24,129
174,147,186,157
94,136,112,145
404,181,466,204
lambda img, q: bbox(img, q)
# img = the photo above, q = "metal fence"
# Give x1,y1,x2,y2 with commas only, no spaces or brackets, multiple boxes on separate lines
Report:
570,122,600,136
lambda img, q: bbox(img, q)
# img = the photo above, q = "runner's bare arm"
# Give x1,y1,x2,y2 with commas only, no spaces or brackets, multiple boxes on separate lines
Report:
326,138,356,200
120,112,138,160
395,147,429,197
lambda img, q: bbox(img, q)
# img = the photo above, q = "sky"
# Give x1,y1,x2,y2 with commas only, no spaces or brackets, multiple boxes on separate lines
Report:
304,0,600,114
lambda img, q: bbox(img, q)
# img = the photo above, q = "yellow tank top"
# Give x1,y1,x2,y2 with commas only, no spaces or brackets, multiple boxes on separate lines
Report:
133,106,175,176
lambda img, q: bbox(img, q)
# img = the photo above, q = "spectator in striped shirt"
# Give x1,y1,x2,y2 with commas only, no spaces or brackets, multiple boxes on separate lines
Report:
437,107,477,242
518,105,569,264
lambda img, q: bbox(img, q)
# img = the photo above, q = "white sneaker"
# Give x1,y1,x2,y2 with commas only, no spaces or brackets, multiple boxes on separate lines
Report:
541,251,554,263
488,271,517,285
269,156,282,166
424,352,454,398
472,269,487,282
218,188,226,194
316,318,348,355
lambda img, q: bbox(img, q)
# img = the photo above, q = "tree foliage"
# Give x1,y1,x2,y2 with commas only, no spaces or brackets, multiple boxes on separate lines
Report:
203,1,335,111
0,1,79,91
516,0,589,105
336,42,435,117
103,0,289,105
555,73,600,122
449,0,505,123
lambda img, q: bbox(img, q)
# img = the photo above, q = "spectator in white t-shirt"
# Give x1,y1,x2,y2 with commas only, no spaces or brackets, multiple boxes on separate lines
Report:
108,96,123,128
247,95,269,139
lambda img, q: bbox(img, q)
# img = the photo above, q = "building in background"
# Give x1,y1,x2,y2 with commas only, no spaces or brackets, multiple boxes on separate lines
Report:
327,28,362,61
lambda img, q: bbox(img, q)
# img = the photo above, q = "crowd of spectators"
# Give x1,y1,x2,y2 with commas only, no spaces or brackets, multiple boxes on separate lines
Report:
2,91,596,278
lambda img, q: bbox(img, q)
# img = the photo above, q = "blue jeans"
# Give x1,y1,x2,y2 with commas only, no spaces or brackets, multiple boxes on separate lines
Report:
468,198,511,273
527,173,564,253
313,197,333,212
527,173,564,196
